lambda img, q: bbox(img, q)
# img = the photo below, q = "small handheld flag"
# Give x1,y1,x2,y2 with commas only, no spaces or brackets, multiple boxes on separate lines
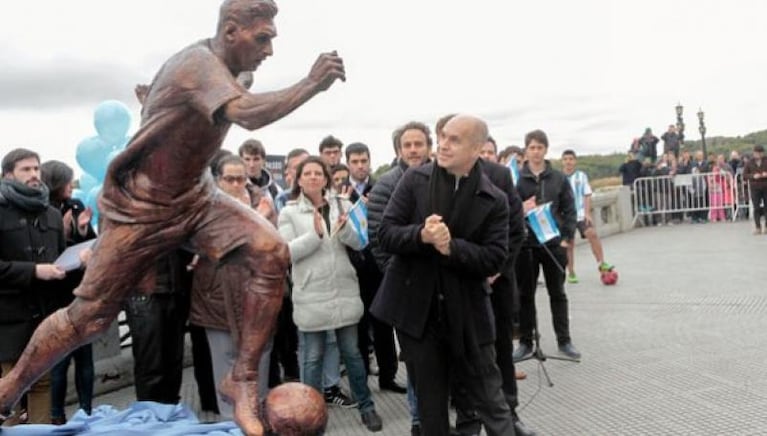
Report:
347,199,369,248
508,155,520,186
526,202,560,244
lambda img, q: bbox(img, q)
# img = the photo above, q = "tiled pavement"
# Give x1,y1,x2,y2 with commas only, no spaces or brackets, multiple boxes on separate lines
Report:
69,221,767,435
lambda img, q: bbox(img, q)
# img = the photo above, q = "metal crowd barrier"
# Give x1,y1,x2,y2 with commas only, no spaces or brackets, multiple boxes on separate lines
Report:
632,171,744,226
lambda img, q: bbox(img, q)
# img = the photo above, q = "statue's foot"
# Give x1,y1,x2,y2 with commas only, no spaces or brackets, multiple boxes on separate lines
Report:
219,373,264,436
0,404,14,425
0,378,17,425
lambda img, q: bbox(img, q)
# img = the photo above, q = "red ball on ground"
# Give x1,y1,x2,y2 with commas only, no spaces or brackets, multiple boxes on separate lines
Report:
264,382,327,436
601,270,619,285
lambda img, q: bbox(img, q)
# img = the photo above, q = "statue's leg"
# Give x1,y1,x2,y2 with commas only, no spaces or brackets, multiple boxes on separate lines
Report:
191,194,289,436
0,221,183,422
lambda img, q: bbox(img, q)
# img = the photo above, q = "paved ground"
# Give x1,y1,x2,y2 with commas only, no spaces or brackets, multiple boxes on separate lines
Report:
69,220,767,435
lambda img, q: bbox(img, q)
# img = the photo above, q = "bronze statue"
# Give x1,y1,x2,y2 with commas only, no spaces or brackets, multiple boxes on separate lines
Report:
0,1,345,435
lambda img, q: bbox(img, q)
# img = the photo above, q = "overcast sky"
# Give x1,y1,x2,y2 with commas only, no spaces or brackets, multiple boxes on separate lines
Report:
2,0,766,175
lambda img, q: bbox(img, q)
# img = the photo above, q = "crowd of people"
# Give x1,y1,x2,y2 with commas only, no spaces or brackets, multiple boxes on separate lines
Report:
620,127,767,234
3,112,627,435
0,1,632,435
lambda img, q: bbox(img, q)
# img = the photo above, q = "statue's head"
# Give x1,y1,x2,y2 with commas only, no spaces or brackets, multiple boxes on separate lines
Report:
216,0,279,73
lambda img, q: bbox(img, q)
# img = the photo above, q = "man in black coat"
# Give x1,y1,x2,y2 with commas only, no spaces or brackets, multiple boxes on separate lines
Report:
454,158,535,436
0,148,66,425
372,115,514,436
367,121,434,434
432,115,534,436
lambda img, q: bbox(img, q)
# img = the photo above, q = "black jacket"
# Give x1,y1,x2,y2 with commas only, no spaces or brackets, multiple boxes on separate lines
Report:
368,159,408,271
743,157,767,189
480,160,526,248
516,160,576,247
370,163,509,344
0,196,66,361
51,198,97,310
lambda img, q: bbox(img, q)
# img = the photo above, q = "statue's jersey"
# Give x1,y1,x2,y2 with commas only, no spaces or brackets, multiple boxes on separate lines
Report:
100,39,246,224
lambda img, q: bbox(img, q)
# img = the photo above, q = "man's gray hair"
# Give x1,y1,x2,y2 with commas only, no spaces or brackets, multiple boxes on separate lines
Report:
218,0,278,31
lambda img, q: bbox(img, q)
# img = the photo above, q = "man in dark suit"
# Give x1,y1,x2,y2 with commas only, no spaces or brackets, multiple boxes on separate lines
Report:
433,115,535,436
372,114,514,436
455,156,534,436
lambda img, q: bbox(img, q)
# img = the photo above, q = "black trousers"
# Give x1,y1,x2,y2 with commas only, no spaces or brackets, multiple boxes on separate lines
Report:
188,324,219,413
124,292,189,404
269,293,299,387
398,315,513,436
750,185,767,228
358,283,398,384
456,247,522,434
516,244,571,346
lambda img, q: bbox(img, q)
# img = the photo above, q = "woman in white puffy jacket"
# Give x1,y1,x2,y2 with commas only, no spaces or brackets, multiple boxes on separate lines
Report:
277,156,382,431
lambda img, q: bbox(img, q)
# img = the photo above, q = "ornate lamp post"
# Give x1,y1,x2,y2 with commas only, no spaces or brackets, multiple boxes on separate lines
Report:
675,103,685,146
697,108,707,160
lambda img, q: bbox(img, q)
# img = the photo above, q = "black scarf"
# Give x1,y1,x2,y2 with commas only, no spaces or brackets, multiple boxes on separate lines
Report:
428,161,482,367
0,179,50,213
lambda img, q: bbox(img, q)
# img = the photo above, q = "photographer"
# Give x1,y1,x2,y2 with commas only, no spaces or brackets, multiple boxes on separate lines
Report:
40,160,95,424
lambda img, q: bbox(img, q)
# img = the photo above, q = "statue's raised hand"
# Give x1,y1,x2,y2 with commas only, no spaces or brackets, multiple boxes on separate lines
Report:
308,51,346,92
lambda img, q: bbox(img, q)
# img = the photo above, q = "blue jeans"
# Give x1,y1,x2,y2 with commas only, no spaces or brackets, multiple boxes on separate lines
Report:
407,374,419,426
299,325,374,413
50,344,94,419
322,332,341,389
297,332,341,389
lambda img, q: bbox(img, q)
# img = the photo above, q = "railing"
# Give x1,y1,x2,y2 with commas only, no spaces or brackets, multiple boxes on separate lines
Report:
581,186,634,239
733,173,751,219
632,171,743,226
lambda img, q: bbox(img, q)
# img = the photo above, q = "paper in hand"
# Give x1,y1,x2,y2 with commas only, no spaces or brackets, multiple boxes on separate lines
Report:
54,239,97,272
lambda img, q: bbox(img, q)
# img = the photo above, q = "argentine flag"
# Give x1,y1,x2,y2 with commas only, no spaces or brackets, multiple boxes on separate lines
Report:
526,202,560,244
507,155,520,186
347,199,369,248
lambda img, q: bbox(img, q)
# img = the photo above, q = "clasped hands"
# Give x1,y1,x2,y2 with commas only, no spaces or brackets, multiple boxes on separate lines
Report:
421,214,451,256
314,209,348,238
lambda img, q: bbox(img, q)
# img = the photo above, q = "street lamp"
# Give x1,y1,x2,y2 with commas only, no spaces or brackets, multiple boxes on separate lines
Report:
675,103,685,145
697,108,707,160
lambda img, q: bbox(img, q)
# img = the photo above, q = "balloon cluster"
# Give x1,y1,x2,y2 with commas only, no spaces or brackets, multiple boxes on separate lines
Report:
72,101,132,229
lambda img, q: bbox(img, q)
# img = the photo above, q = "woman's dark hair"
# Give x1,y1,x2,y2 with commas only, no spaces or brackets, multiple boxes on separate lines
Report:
215,155,246,177
209,149,234,176
331,163,349,175
40,160,74,204
290,156,331,200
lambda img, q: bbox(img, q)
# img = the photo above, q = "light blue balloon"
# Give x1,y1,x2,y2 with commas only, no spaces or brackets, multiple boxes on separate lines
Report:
84,184,102,230
79,173,98,194
76,136,111,182
106,149,123,168
94,100,131,146
71,189,85,201
114,136,130,151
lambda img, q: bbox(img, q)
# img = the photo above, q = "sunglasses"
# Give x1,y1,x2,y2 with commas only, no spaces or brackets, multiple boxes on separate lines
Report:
220,175,247,184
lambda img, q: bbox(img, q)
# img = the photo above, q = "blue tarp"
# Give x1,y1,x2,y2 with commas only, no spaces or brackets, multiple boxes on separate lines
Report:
0,402,243,436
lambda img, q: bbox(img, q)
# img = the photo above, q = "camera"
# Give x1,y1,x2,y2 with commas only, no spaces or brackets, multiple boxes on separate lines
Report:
62,198,85,217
